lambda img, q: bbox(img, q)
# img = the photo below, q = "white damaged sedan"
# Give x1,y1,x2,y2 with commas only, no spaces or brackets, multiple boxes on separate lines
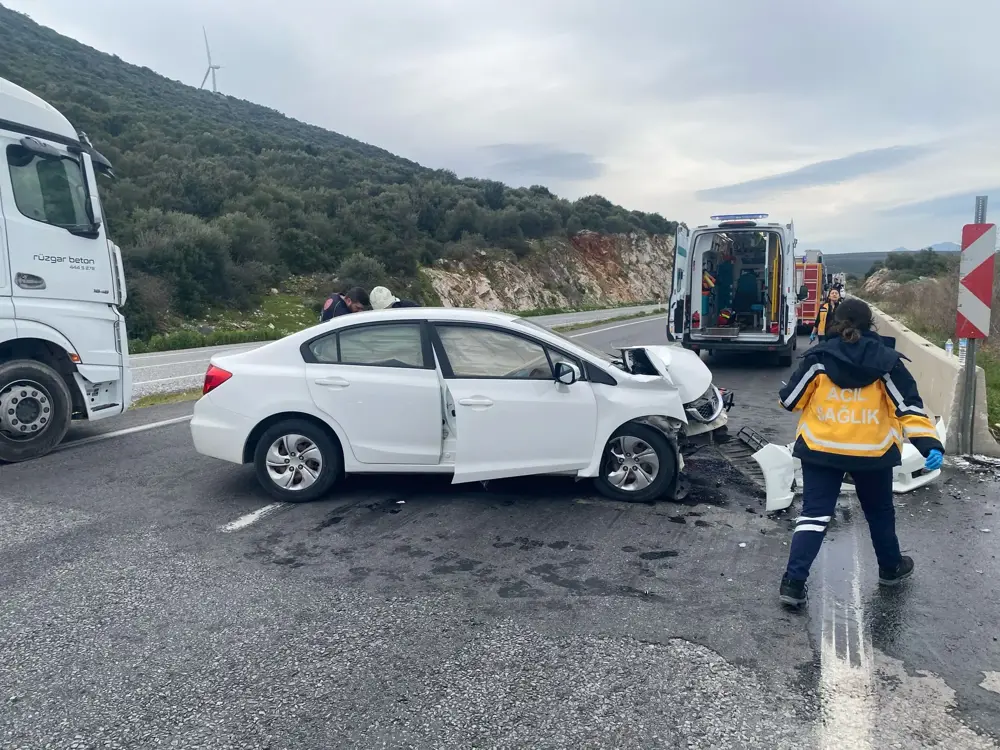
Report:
190,308,733,503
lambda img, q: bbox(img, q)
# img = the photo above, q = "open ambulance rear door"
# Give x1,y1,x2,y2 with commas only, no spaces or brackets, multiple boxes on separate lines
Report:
667,224,691,341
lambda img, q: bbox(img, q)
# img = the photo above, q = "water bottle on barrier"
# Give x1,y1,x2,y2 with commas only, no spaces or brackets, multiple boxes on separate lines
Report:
945,339,954,357
959,338,968,366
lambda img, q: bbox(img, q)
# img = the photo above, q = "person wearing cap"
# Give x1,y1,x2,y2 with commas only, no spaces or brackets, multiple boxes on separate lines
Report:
370,286,419,310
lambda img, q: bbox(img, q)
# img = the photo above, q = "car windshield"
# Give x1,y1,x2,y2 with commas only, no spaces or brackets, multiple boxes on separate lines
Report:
512,317,615,362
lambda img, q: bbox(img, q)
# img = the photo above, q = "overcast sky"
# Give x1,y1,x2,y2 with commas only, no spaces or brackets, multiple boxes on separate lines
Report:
8,0,1000,252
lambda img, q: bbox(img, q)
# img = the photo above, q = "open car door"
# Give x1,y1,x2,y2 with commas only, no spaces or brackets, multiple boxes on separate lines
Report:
433,322,598,484
667,224,691,341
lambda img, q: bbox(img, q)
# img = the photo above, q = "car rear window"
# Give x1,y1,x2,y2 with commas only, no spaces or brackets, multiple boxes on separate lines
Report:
309,323,426,368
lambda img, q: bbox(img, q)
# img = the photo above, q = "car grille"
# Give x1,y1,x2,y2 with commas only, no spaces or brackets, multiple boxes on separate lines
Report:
685,385,723,423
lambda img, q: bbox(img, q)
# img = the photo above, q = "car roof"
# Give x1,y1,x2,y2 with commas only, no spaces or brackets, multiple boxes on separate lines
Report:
269,307,523,348
340,307,520,324
215,305,613,371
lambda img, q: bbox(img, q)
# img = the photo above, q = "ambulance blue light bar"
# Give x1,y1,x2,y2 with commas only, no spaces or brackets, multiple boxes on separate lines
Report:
710,213,769,221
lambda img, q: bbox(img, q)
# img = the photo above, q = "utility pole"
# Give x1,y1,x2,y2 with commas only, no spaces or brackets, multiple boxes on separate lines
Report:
957,196,989,455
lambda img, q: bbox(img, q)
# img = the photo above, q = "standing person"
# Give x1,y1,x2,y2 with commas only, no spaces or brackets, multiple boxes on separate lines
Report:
809,287,842,343
369,286,420,310
320,286,370,323
777,298,944,607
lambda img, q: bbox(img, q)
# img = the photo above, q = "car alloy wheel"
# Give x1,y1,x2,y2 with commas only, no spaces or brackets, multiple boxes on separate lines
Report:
593,422,677,503
606,435,659,492
253,419,341,502
265,433,323,491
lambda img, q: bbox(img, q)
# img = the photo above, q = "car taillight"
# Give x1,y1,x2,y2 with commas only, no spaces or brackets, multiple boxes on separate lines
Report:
692,312,701,327
203,364,232,395
770,322,780,334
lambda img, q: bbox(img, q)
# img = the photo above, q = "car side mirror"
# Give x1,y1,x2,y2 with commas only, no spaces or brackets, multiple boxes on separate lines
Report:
554,361,580,385
797,285,809,301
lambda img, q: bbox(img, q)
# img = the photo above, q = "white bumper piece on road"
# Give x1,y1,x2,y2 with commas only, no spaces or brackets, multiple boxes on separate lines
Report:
190,396,254,465
751,441,943,512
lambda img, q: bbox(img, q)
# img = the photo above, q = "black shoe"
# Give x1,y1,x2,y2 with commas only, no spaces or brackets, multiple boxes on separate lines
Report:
779,575,807,607
878,555,914,586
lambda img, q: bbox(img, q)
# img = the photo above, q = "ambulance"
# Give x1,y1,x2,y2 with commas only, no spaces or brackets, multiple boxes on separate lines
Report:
667,214,808,366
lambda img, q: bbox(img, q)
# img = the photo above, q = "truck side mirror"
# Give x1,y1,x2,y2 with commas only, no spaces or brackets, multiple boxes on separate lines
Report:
797,285,809,301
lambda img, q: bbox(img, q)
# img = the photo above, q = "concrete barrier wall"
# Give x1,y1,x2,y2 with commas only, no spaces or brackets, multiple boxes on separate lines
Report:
869,305,1000,457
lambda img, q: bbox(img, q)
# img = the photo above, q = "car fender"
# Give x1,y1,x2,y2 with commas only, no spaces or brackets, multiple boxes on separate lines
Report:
576,384,688,477
216,393,359,469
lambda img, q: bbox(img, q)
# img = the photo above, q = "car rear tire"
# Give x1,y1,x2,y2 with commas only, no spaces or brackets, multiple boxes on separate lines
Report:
0,359,73,463
593,423,678,503
253,419,341,503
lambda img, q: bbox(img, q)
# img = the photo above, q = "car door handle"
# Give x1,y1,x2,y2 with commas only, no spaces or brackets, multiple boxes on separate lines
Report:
458,397,493,408
315,377,350,388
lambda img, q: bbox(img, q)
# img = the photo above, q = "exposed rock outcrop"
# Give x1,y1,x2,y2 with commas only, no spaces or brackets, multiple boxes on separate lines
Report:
422,231,674,311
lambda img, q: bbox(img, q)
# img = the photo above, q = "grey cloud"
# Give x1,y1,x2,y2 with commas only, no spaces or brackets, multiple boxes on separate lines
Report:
480,144,604,183
696,145,932,202
880,188,1000,219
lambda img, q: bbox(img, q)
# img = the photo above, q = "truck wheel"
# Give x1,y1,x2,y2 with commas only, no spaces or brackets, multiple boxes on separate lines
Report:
0,360,73,463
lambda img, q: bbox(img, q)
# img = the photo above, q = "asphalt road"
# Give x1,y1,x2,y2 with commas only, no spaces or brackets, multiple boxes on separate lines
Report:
128,304,666,400
3,315,998,749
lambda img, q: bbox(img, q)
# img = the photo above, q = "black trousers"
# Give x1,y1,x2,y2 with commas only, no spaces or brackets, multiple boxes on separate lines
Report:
784,462,902,581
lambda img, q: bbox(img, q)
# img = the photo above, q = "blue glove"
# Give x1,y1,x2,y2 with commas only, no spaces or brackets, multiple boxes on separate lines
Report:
924,449,943,471
809,332,817,343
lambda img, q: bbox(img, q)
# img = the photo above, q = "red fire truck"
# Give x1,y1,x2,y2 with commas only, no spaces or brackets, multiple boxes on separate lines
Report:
795,250,824,333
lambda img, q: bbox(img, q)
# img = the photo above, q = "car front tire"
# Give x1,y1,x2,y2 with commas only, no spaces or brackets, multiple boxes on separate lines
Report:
253,419,341,503
593,423,678,503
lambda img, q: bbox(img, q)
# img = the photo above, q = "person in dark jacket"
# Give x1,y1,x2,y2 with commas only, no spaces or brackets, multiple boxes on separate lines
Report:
777,298,944,607
369,286,419,310
809,287,841,342
320,286,370,322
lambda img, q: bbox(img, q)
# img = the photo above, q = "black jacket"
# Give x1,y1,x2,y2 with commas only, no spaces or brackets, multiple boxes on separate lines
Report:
390,299,419,308
320,294,354,322
779,331,944,471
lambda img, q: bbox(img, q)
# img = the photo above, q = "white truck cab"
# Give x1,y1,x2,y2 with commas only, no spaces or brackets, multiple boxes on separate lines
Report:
0,77,130,462
667,213,807,366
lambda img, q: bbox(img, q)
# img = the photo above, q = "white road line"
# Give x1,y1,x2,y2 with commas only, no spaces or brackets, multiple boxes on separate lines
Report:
817,501,875,750
136,373,204,385
129,343,263,362
219,503,288,532
569,314,668,338
131,357,216,371
56,415,193,453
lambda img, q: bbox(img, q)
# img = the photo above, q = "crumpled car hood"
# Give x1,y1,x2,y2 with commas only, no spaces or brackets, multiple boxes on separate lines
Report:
617,345,713,403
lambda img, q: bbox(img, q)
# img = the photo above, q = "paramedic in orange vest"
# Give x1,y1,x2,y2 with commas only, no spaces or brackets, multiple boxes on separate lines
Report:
809,287,841,342
777,298,943,607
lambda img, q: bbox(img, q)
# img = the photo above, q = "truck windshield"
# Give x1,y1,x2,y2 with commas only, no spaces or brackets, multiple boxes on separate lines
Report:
6,144,91,232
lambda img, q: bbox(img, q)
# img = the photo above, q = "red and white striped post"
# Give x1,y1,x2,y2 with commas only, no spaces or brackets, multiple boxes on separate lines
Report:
955,196,996,455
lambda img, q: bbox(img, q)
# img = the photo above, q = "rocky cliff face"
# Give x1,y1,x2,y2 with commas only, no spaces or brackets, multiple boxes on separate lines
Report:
422,231,674,311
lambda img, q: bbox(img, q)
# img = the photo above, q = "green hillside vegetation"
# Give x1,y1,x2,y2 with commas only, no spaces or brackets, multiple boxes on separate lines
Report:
863,247,959,281
823,248,959,277
0,5,675,342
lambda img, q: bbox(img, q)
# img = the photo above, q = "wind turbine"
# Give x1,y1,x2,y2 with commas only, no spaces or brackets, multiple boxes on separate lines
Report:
200,27,222,93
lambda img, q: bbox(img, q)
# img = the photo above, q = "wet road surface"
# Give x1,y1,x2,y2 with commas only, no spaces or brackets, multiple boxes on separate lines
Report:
2,316,998,749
